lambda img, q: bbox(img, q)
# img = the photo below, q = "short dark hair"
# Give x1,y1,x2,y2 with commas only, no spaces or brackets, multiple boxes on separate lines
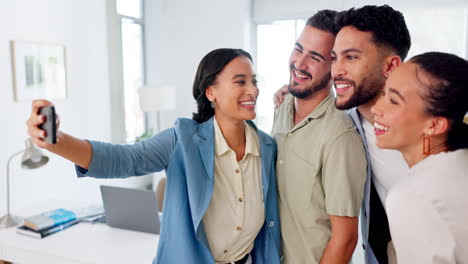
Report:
411,52,468,151
336,5,411,60
306,9,340,35
192,48,253,123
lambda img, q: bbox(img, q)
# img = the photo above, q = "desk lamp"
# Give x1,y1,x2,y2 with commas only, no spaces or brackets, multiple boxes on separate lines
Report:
0,138,49,228
138,85,176,134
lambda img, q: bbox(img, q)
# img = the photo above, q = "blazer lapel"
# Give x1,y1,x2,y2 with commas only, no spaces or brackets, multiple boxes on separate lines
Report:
198,118,215,182
190,118,214,246
247,121,273,202
348,108,372,240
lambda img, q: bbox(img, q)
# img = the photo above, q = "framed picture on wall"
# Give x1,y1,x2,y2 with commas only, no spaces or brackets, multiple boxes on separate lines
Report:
10,40,67,101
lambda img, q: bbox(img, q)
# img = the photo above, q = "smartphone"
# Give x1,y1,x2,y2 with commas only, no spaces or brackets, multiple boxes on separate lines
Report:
39,106,57,144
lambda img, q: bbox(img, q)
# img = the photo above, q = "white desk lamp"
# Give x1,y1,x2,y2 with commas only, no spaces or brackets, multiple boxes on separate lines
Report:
138,86,176,133
0,138,49,228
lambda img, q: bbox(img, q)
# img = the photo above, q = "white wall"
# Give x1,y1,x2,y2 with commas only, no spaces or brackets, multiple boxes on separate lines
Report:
144,0,254,129
0,0,148,217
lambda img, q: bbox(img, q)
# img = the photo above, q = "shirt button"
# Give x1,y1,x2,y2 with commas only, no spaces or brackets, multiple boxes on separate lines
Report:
362,244,366,250
236,226,242,231
235,169,240,173
239,197,243,202
224,249,228,253
269,221,274,227
279,160,283,164
287,133,291,136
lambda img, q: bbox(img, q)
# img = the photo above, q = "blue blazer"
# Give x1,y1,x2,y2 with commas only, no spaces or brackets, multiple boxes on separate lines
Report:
76,117,281,264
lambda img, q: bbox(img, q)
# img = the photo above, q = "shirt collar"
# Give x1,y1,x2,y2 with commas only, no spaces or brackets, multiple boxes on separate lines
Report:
244,122,260,157
305,92,333,120
213,117,259,157
285,92,334,130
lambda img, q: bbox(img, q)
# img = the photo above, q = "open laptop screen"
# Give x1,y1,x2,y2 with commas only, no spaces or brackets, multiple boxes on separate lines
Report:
100,185,160,234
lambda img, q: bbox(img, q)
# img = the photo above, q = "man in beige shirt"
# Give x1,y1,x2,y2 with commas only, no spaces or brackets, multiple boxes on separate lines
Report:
271,10,367,264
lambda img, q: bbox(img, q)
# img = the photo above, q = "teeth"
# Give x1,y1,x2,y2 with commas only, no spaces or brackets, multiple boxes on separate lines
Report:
240,101,255,106
374,122,389,131
335,84,351,89
295,69,308,79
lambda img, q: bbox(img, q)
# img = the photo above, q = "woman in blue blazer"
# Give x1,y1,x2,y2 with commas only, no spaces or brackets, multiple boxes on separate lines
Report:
27,48,281,264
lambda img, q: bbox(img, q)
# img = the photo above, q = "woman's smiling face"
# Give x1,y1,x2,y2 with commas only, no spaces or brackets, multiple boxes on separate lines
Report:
371,62,433,153
206,56,259,122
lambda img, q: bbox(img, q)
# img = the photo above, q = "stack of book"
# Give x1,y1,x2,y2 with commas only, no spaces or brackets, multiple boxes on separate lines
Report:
16,208,78,239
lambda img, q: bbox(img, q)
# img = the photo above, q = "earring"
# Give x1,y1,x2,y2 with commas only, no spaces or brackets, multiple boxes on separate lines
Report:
210,101,215,109
423,133,431,155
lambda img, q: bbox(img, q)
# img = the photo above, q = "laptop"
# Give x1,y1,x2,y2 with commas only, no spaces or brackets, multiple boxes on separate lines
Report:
100,185,161,234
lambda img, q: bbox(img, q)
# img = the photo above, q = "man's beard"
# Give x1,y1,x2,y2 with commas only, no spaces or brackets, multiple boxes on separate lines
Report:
289,72,331,99
335,75,385,110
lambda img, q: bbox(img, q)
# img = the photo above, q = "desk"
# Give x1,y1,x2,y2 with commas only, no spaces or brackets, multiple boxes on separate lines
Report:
0,202,159,264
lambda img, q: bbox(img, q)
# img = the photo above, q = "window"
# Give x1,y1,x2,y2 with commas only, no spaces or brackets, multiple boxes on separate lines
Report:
117,0,146,142
255,19,305,132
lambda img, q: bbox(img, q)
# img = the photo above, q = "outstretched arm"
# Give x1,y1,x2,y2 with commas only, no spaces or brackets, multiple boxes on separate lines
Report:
27,99,92,169
27,99,177,177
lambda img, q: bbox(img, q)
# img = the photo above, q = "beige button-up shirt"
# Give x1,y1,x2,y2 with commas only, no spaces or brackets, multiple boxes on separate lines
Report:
203,118,264,263
272,93,367,264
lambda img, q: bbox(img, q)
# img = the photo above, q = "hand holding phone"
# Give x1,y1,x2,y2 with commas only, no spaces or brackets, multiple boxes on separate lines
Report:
39,106,57,144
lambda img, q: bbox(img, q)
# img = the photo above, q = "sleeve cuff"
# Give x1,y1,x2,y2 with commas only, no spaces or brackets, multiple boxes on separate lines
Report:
74,140,111,179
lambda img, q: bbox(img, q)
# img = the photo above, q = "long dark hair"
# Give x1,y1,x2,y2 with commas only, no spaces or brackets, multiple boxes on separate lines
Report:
411,52,468,151
192,48,253,123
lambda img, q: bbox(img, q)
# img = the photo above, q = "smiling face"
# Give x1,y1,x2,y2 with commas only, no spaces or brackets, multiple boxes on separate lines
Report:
205,56,259,122
370,62,433,153
331,26,387,110
288,25,335,99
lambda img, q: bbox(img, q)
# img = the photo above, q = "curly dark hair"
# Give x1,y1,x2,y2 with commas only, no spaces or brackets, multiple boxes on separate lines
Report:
306,10,340,35
192,48,253,123
411,52,468,151
336,5,411,60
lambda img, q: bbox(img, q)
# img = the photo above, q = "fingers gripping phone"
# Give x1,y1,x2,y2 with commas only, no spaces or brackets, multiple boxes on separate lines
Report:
39,106,57,144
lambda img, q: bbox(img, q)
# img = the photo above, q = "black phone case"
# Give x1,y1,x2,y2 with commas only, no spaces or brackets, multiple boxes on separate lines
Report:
39,106,57,144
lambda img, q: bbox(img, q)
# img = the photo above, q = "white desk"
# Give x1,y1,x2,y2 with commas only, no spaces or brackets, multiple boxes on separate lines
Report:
0,202,159,264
